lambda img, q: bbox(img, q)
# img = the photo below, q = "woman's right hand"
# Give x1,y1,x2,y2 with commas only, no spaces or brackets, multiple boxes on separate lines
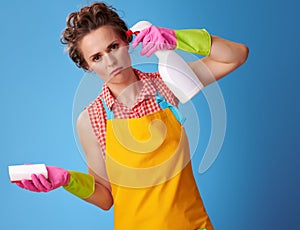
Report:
16,166,70,192
132,25,177,57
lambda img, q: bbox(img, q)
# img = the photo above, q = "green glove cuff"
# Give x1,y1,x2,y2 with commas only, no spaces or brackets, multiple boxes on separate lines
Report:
63,170,95,199
175,29,211,56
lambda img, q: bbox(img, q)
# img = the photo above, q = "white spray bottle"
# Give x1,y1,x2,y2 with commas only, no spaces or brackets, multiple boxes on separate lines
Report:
130,21,203,104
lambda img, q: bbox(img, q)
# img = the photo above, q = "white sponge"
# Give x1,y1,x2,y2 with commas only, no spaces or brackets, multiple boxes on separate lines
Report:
8,164,48,182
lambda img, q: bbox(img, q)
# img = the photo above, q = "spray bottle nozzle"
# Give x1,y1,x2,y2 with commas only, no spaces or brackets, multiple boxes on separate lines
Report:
126,30,140,37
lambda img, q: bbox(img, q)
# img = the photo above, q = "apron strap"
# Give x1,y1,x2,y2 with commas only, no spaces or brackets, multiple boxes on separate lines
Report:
155,92,186,125
102,98,114,120
101,93,185,124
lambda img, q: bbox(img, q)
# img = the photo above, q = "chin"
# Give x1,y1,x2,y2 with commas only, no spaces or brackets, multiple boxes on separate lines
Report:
111,68,133,83
108,73,126,84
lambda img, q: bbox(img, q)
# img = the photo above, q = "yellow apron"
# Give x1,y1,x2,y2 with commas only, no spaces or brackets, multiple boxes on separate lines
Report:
103,93,213,230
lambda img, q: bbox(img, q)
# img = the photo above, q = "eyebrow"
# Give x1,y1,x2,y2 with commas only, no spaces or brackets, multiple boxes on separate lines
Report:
89,40,119,60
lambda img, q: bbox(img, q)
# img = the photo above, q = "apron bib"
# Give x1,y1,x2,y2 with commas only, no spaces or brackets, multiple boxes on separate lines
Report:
103,93,213,230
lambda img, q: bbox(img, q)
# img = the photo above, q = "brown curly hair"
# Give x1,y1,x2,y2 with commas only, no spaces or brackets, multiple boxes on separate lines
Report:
61,2,132,70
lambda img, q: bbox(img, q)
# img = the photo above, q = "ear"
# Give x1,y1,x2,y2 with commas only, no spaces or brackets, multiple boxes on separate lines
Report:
127,35,133,43
87,67,94,73
82,62,92,72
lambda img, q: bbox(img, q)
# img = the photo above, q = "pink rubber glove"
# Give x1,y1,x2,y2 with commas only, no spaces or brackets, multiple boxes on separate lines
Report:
132,25,177,57
16,166,70,192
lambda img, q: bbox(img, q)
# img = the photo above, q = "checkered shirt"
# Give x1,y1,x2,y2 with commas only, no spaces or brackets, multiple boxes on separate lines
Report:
86,68,178,157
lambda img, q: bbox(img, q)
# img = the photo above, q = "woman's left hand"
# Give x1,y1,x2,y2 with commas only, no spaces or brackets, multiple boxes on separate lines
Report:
132,25,177,57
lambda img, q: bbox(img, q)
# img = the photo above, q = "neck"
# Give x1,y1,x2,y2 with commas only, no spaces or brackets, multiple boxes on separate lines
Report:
107,68,142,108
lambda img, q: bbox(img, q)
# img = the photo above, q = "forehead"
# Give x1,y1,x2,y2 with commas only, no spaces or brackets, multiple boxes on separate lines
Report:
79,25,121,57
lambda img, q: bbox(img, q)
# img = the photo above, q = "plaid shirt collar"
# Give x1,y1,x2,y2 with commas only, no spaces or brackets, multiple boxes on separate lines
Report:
102,68,157,110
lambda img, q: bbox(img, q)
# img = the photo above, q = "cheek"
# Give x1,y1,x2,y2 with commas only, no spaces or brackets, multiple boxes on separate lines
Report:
117,47,131,68
92,64,109,81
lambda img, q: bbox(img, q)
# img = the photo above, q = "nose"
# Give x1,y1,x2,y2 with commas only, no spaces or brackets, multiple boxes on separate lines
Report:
104,52,117,67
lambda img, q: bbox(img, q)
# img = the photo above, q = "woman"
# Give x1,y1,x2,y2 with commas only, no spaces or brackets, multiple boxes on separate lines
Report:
16,2,248,229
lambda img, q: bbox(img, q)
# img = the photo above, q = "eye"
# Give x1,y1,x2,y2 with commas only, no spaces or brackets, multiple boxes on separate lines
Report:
111,43,119,50
92,54,102,62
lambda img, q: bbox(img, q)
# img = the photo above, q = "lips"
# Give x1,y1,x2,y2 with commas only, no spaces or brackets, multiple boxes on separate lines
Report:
110,67,123,76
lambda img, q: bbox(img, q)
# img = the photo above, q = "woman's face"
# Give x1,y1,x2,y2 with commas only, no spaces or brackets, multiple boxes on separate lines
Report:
79,25,132,83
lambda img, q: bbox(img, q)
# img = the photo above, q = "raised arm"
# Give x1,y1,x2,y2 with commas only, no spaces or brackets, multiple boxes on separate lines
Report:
77,109,113,210
132,25,249,87
188,35,249,87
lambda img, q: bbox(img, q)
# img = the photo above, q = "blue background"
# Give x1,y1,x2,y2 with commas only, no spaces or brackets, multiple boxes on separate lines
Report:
1,0,299,229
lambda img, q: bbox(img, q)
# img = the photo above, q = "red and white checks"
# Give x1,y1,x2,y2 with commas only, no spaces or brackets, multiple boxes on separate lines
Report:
87,68,178,157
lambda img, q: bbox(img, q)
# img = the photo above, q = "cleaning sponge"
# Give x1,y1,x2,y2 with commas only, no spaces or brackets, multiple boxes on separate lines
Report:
8,164,48,182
